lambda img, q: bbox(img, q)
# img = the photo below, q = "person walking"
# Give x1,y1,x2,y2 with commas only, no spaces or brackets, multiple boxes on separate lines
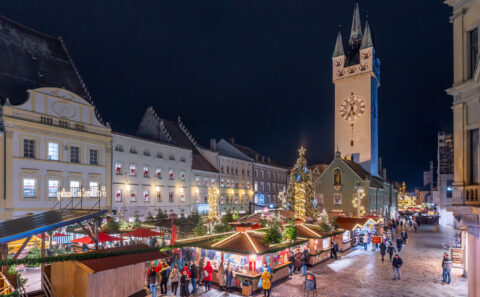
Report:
225,263,236,293
442,252,453,284
145,262,158,297
387,242,396,261
331,240,339,259
259,262,272,289
169,264,180,295
189,260,197,294
379,241,387,262
160,262,170,296
363,233,369,250
202,260,213,291
180,270,190,297
392,254,403,280
401,230,408,245
288,250,295,276
217,260,226,291
301,248,310,276
260,268,272,297
294,249,302,273
396,236,403,252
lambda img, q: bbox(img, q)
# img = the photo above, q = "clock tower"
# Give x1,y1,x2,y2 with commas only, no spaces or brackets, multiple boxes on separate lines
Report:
332,2,381,176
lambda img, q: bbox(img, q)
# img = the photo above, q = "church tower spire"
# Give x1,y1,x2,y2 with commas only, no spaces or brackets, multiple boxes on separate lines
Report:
349,2,363,45
360,19,373,49
332,26,344,58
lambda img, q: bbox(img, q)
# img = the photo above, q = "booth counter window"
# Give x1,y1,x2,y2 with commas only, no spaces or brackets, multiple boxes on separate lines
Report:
322,238,330,250
343,230,351,242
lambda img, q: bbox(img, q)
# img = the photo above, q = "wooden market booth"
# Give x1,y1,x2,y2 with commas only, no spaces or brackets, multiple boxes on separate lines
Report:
295,223,345,265
51,244,167,297
335,217,384,249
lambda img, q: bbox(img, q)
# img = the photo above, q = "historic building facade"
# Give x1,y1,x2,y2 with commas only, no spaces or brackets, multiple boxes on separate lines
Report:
0,16,112,220
445,0,480,295
111,132,192,220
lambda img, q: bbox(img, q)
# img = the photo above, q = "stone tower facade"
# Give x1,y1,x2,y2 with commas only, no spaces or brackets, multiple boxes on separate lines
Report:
332,2,381,176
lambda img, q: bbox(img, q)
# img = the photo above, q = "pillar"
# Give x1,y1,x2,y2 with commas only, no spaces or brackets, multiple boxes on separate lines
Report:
467,232,480,297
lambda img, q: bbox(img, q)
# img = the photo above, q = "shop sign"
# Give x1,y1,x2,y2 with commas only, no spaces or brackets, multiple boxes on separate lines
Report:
57,186,107,199
372,236,382,244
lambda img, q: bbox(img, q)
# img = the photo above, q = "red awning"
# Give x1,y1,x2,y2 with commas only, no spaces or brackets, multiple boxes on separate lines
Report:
71,232,122,244
52,232,67,237
121,227,166,238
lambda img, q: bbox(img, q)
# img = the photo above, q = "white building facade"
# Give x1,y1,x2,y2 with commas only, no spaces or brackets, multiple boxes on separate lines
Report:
112,133,192,220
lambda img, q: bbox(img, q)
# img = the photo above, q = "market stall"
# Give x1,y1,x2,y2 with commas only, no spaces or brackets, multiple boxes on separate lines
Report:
335,217,384,247
296,224,344,265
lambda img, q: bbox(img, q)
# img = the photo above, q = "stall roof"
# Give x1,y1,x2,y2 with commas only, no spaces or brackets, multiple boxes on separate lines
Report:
335,217,383,231
0,209,107,244
77,244,168,273
240,209,295,224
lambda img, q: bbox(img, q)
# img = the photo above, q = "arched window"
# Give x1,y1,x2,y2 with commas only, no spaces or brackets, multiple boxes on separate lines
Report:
114,145,124,152
156,152,163,158
129,147,137,154
169,154,175,160
143,150,151,156
333,168,342,186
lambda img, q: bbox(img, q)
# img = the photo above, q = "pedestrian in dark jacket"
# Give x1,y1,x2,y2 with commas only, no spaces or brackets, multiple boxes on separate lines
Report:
294,250,302,273
392,254,403,280
396,236,403,252
180,271,190,297
145,262,158,297
288,251,295,276
379,242,387,261
401,230,408,244
189,260,198,294
442,252,453,284
387,243,396,261
301,249,309,276
331,240,339,259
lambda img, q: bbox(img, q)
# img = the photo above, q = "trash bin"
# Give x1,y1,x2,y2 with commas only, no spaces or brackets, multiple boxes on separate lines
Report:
241,280,253,296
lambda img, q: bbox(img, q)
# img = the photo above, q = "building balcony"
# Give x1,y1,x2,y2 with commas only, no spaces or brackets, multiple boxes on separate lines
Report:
465,185,480,205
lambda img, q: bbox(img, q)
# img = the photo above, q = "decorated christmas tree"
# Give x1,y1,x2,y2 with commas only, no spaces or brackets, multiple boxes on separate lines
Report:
318,208,332,233
286,147,316,219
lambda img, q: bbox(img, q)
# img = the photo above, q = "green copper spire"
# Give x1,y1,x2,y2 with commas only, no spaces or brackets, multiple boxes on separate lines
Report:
332,29,345,58
349,2,363,44
360,20,373,49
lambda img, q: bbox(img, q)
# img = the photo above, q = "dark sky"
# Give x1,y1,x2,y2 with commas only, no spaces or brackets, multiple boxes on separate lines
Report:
1,0,452,188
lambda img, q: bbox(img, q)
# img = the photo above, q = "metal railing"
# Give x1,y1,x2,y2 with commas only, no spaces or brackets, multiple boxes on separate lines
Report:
42,270,56,297
465,184,480,204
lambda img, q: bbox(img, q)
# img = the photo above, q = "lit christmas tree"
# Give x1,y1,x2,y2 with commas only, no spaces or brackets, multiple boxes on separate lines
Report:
286,147,315,219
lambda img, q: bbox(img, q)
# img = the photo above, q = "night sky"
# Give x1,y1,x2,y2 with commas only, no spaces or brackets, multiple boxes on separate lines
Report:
1,1,452,188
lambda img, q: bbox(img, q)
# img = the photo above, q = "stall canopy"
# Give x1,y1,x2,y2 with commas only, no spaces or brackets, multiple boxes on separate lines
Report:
121,228,165,238
72,232,122,244
0,209,107,244
240,209,295,224
335,217,383,231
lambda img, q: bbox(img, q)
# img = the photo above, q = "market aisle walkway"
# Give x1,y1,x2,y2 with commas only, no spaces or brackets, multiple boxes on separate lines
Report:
267,225,467,297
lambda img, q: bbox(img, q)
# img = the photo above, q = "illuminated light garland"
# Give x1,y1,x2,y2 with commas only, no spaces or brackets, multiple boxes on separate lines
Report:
244,232,259,253
352,186,366,217
207,186,219,221
211,232,238,247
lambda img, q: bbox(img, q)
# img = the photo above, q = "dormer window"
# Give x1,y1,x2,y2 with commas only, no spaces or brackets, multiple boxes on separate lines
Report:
115,145,124,152
180,156,186,162
129,147,137,154
169,154,175,160
143,150,151,156
157,152,163,158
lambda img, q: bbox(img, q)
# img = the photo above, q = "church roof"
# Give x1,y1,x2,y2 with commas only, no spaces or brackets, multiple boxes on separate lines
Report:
360,20,373,49
341,158,384,189
349,2,363,44
0,15,90,104
332,30,345,58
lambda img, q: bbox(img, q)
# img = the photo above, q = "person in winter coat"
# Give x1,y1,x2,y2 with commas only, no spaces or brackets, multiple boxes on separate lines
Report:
169,265,180,295
189,260,198,294
217,260,226,291
159,262,170,295
387,243,396,260
202,261,213,291
180,270,190,297
225,262,236,293
301,249,310,276
379,241,387,261
442,252,453,284
258,262,272,289
294,250,302,273
260,269,272,297
392,254,403,280
145,262,159,297
396,236,403,252
363,234,369,250
331,240,339,259
401,230,408,244
288,250,295,276
197,258,204,286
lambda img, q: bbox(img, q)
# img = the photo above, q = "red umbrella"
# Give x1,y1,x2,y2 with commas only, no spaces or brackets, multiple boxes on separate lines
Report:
170,224,177,246
35,234,49,239
121,227,165,238
71,232,122,244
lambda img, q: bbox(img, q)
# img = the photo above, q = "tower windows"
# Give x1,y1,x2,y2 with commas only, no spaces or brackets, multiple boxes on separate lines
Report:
469,28,478,79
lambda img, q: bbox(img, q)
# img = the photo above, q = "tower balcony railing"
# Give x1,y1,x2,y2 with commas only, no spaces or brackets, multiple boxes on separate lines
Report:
465,184,480,205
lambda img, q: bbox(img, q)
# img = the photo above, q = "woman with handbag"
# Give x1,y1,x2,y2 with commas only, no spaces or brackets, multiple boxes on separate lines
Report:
225,263,236,293
202,261,213,291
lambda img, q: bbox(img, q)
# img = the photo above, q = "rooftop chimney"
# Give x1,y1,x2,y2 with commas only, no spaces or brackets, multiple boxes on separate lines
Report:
383,168,387,179
255,154,259,161
230,137,235,144
210,138,216,152
267,157,271,164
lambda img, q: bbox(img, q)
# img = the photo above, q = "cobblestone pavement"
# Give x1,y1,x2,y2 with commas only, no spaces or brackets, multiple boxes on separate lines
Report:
148,225,468,297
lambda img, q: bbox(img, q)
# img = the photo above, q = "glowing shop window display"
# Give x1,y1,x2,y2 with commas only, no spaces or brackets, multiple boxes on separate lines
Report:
323,238,330,250
343,230,351,242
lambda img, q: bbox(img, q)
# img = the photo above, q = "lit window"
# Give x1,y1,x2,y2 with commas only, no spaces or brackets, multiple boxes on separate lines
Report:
23,139,35,158
195,176,200,186
89,181,99,192
156,152,163,158
48,180,59,198
169,192,174,203
143,150,150,156
247,182,250,189
23,178,36,198
144,166,150,178
156,168,162,179
89,149,98,165
156,189,162,202
115,163,122,175
130,164,136,176
70,146,80,163
143,191,150,202
115,145,124,152
203,177,208,186
47,143,59,160
470,28,478,79
130,189,136,201
334,193,342,205
169,169,174,180
129,147,137,154
210,178,216,186
254,182,258,191
115,190,122,202
220,179,225,188
179,171,185,180
70,181,81,197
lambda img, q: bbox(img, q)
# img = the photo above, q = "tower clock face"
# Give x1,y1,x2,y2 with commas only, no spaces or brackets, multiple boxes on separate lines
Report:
339,94,366,122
